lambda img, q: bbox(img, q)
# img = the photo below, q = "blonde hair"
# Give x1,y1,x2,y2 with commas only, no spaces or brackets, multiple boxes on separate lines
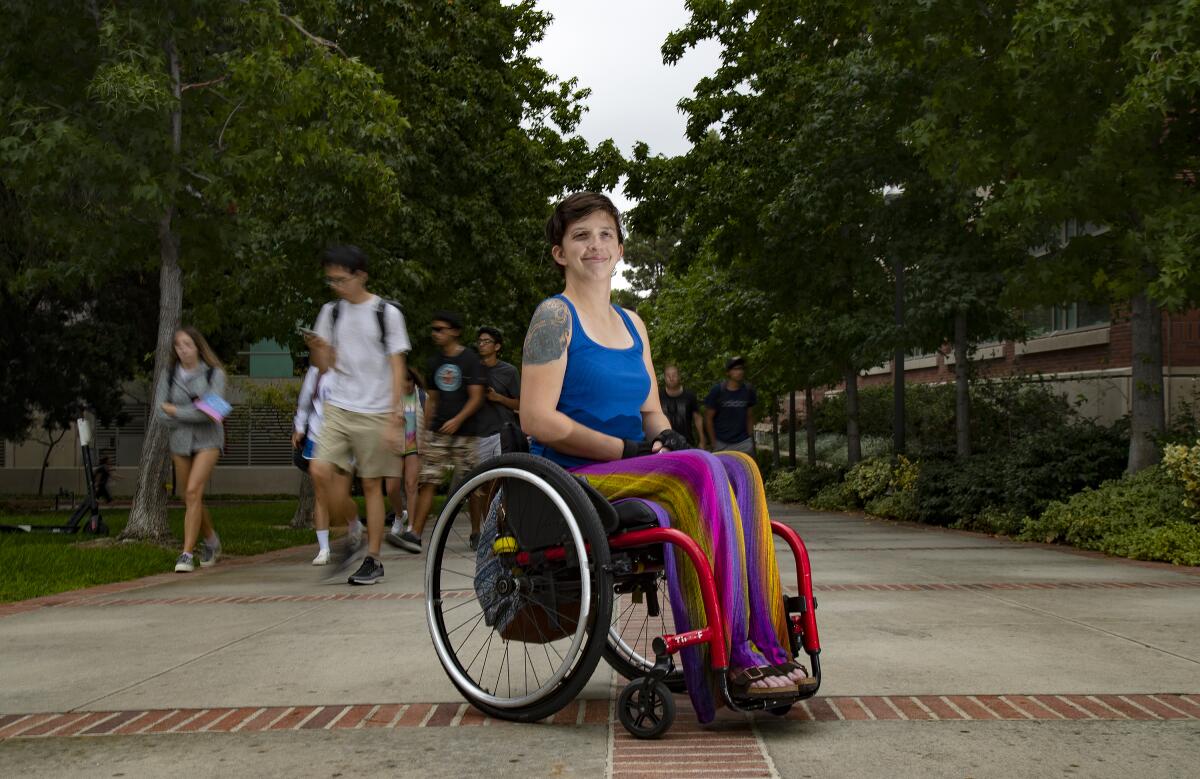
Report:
171,326,223,373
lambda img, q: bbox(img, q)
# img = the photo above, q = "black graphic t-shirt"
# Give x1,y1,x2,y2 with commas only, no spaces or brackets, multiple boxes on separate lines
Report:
427,348,485,436
704,382,758,443
659,388,700,444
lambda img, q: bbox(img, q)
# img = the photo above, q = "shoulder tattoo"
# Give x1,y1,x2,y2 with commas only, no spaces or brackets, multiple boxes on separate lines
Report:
524,299,570,365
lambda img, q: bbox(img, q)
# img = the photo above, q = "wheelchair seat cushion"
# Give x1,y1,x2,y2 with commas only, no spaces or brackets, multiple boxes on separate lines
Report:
612,499,660,531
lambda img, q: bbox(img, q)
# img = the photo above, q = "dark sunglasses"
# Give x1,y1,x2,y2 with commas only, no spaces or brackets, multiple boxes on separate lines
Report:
431,325,450,333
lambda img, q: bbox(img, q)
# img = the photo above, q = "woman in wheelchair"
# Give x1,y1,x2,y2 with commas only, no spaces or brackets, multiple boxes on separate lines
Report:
518,192,817,722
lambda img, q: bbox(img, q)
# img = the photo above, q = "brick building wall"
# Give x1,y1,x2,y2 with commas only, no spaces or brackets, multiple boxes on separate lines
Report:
813,307,1200,426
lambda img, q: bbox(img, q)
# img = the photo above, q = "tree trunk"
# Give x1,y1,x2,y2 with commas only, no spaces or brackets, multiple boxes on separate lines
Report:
788,391,796,466
893,250,905,456
37,426,66,497
845,367,861,466
121,36,183,544
954,309,971,459
770,403,780,470
291,471,316,528
1128,291,1165,473
805,387,817,466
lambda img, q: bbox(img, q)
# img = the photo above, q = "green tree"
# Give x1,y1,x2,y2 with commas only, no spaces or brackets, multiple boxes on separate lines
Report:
2,1,407,539
871,0,1200,472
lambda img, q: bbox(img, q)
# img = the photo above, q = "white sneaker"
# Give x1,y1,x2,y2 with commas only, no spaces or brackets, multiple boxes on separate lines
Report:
312,548,331,566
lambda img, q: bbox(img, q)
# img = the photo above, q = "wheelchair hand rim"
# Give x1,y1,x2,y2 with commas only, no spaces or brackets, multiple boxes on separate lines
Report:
424,465,594,710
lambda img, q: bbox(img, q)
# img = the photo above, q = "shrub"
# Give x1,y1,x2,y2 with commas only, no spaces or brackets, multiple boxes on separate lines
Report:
1093,523,1200,566
865,491,918,522
845,457,894,503
811,378,1111,459
765,462,844,503
1021,466,1191,545
953,506,1026,537
812,433,891,466
765,469,806,503
914,418,1126,526
1020,466,1200,565
809,480,858,511
1162,439,1200,516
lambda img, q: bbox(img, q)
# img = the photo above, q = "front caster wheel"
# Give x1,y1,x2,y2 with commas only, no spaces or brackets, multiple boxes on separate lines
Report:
617,679,675,739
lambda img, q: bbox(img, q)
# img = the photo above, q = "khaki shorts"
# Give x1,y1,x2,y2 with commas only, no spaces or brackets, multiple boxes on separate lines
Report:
315,404,402,479
419,431,478,485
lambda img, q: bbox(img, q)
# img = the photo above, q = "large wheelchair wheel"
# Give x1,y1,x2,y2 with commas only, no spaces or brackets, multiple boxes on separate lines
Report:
603,567,686,692
425,453,614,722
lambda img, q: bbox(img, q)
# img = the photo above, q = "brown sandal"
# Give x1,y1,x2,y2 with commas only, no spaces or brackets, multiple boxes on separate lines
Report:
728,666,799,698
773,661,819,693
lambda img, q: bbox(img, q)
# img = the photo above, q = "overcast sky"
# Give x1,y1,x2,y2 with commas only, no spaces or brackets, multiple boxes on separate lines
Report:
529,1,722,213
528,2,722,287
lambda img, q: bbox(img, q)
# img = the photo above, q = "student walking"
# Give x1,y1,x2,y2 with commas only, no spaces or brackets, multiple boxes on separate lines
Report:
474,326,521,458
385,368,425,548
292,365,360,565
395,311,485,554
304,245,411,585
660,364,706,449
705,356,758,454
154,327,227,573
93,455,116,504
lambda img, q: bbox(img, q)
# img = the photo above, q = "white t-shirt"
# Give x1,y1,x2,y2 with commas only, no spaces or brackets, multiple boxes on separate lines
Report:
314,295,411,414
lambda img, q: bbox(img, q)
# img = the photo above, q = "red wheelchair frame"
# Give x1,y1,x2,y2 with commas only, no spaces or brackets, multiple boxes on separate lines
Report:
516,517,822,735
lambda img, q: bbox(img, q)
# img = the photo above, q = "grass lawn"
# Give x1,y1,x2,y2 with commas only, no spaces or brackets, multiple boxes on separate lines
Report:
0,495,448,603
0,501,320,603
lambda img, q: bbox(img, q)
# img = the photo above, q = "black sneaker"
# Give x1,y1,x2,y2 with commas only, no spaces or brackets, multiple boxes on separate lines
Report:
395,530,421,554
348,556,384,585
468,533,480,551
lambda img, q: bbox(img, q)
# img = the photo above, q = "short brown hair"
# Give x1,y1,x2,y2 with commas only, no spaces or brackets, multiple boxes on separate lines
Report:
545,192,625,249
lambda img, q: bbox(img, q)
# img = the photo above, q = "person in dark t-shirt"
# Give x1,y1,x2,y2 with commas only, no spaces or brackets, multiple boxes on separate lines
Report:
474,326,521,458
704,356,758,454
393,311,484,555
659,364,706,449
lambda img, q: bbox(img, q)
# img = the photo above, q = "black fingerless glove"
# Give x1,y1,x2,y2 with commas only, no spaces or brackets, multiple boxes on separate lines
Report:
621,430,692,459
654,429,691,452
621,438,655,459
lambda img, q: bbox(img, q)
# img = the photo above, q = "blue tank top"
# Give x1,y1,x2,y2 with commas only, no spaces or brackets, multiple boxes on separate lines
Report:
530,295,650,469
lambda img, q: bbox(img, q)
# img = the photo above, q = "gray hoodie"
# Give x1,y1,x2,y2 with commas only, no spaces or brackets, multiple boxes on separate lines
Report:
153,364,227,456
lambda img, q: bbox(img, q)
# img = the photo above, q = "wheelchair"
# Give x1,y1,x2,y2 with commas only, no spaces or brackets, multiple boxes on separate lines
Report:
424,453,822,739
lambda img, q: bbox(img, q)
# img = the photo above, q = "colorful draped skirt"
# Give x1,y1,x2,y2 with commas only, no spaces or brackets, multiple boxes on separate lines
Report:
571,450,792,723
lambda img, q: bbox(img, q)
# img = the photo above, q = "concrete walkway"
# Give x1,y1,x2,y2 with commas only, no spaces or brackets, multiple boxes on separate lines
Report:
1,505,1198,778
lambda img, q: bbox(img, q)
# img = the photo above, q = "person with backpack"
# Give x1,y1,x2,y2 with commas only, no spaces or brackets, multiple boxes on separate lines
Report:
292,364,361,565
304,245,411,585
385,368,426,547
154,326,227,573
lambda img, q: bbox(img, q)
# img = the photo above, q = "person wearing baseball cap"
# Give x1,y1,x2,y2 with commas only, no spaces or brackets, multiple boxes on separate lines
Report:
704,356,758,454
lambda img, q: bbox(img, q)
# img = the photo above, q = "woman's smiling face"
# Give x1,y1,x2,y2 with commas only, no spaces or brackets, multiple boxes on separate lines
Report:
552,210,624,281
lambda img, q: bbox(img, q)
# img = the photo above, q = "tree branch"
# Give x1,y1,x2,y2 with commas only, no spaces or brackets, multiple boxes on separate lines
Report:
217,100,244,151
280,13,347,57
182,75,228,92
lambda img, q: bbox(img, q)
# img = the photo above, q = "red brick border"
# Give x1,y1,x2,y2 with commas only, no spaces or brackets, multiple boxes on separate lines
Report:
3,693,1195,740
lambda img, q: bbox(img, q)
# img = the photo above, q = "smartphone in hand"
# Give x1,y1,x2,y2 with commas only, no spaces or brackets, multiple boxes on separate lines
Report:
297,326,320,340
